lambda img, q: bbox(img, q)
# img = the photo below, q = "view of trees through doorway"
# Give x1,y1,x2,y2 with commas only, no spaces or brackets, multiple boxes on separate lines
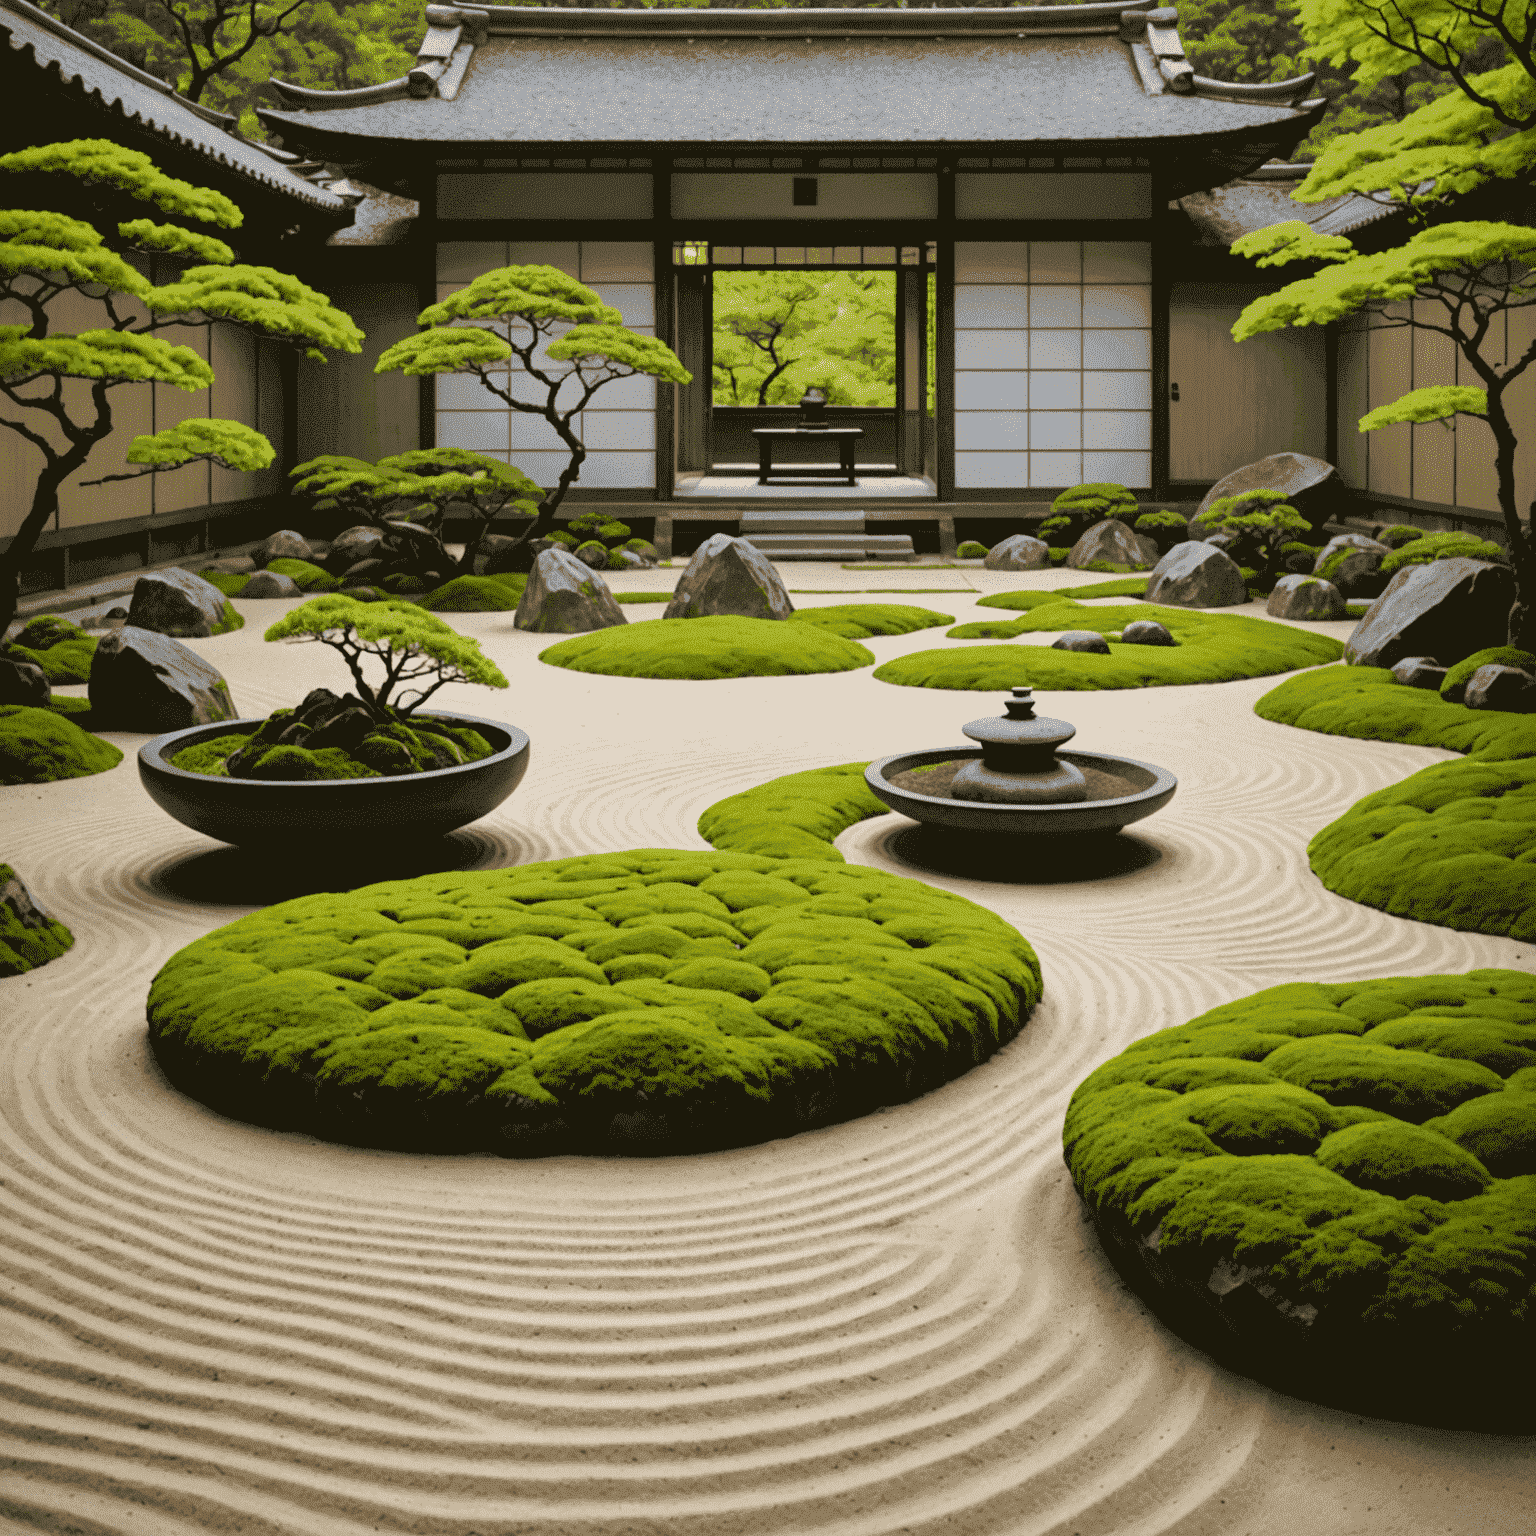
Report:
673,250,936,499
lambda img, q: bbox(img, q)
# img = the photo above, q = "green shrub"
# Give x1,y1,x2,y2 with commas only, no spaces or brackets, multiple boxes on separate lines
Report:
1346,601,1371,619
786,604,953,640
956,541,989,559
540,616,875,680
4,615,95,682
1039,516,1073,539
1064,968,1536,1423
878,602,1341,692
0,863,73,976
147,850,1042,1155
0,705,122,784
265,558,339,593
1048,548,1071,565
1378,524,1425,549
1053,482,1138,524
380,573,428,594
1380,530,1506,575
1135,510,1188,533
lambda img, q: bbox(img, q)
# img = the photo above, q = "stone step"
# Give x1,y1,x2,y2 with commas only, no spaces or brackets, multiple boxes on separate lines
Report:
740,509,865,534
743,532,916,562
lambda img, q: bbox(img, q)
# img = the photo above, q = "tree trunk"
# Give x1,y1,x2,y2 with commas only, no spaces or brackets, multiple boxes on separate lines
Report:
0,457,80,640
1487,395,1534,649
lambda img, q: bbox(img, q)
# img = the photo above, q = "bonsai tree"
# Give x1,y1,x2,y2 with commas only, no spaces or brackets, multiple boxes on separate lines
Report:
0,139,363,637
264,594,507,722
375,265,691,568
1041,482,1140,544
1134,508,1190,553
554,510,654,571
1194,489,1312,585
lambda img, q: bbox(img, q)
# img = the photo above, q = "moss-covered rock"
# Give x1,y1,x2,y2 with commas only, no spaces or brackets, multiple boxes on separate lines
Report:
878,602,1340,692
1064,969,1536,1426
198,569,251,597
956,541,989,559
266,558,340,593
540,615,875,680
787,604,953,640
1379,530,1505,575
698,762,889,862
4,615,96,683
1256,667,1536,938
0,864,73,976
0,705,123,785
416,574,527,612
147,849,1042,1155
1439,646,1536,703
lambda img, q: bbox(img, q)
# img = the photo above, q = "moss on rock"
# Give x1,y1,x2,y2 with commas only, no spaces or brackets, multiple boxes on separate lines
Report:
198,569,251,597
1063,969,1536,1425
878,601,1340,692
266,558,340,593
1439,646,1536,702
147,849,1041,1154
0,864,74,976
540,616,874,680
1256,667,1536,938
5,615,96,682
0,705,122,785
212,599,244,635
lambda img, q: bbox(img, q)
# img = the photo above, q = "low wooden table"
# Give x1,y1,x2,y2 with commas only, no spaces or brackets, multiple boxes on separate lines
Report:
751,426,864,486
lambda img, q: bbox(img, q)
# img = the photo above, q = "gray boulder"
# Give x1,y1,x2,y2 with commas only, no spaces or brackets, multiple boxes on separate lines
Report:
982,534,1050,571
328,525,386,573
256,529,312,566
1267,574,1346,621
1051,630,1111,654
241,570,303,599
1121,619,1174,646
201,555,257,575
575,542,611,570
609,548,653,571
514,547,628,633
1345,558,1516,668
126,567,229,638
473,533,522,575
1197,452,1340,536
1464,664,1536,712
1315,534,1391,598
1135,533,1160,565
1389,656,1447,690
0,863,72,975
0,653,49,706
1145,542,1249,608
1066,518,1148,570
88,626,237,731
664,534,794,621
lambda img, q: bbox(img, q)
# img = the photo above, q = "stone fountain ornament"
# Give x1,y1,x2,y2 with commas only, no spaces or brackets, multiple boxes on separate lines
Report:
865,687,1177,836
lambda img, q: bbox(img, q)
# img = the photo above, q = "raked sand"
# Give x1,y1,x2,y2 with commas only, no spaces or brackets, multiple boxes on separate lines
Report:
2,563,1532,1536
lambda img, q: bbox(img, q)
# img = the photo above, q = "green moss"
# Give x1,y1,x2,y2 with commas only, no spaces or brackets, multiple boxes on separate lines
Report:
786,604,953,640
697,762,889,863
1065,970,1536,1416
148,849,1042,1154
1256,667,1536,938
879,602,1341,692
979,578,1149,607
0,864,74,976
540,616,875,680
1346,602,1371,618
1440,647,1536,700
1378,524,1425,549
416,574,527,612
266,558,340,593
1379,530,1505,575
212,599,244,635
45,695,93,720
198,569,251,597
380,573,428,594
0,705,122,784
169,732,251,777
614,590,673,603
1135,510,1188,532
5,615,96,682
956,541,989,558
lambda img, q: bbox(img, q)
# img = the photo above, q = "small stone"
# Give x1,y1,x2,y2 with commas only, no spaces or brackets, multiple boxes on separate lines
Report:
339,586,379,602
514,547,629,633
88,626,238,731
575,543,610,570
328,525,385,573
342,558,389,583
664,534,794,621
1267,574,1346,621
1066,518,1147,570
1120,620,1174,646
1145,542,1249,608
1390,656,1448,690
1464,664,1536,712
256,529,312,565
200,555,258,575
305,705,377,752
126,567,229,638
982,534,1050,571
241,570,302,599
1346,558,1517,668
1314,534,1391,598
0,654,49,706
1051,630,1111,654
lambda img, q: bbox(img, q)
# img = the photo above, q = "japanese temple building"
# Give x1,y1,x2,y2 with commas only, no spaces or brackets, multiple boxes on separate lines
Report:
2,0,1523,581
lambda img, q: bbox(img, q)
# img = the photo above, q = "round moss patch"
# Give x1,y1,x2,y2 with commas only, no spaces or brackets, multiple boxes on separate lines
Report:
147,849,1042,1154
0,863,73,976
4,615,96,682
788,603,954,640
0,705,123,785
698,762,889,862
416,574,527,612
878,601,1341,691
1257,667,1536,939
198,569,251,597
1064,969,1536,1425
265,558,340,593
540,616,875,680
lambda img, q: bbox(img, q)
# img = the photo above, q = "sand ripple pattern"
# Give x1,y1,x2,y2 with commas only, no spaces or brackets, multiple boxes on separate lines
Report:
2,596,1531,1535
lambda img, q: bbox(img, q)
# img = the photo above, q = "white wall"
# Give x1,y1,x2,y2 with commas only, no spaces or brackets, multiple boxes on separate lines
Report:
435,241,656,492
672,173,936,220
954,241,1152,490
436,174,653,220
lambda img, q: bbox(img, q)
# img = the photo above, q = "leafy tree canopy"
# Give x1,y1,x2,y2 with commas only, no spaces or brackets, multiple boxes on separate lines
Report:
0,140,241,226
418,266,621,330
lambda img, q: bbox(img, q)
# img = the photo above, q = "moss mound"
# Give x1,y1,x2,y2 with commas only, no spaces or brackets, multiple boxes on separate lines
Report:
211,599,244,635
614,591,673,604
147,849,1042,1155
787,603,953,640
198,569,250,597
540,616,875,680
266,558,340,593
0,705,122,785
4,615,96,682
1256,668,1536,938
698,762,889,862
1440,646,1536,701
878,602,1340,692
1064,969,1536,1426
0,863,74,976
1379,530,1505,575
975,579,1150,610
416,574,527,612
956,541,989,559
46,694,93,720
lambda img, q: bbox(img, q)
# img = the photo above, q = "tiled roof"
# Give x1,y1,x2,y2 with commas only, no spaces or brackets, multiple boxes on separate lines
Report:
0,0,351,215
1178,163,1402,247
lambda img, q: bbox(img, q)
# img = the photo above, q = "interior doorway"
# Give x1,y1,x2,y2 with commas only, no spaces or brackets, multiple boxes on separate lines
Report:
670,239,937,498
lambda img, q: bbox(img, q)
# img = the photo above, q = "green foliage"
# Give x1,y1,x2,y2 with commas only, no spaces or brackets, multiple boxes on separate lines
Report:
0,139,241,226
956,541,989,559
415,575,528,613
0,210,151,299
1256,667,1536,936
265,557,339,593
418,265,619,330
118,218,233,266
1378,524,1426,548
698,763,889,864
1360,385,1487,431
1195,489,1312,580
146,849,1041,1153
0,863,74,976
124,419,273,473
264,595,507,718
546,323,693,385
1064,966,1536,1409
4,614,95,682
1231,220,1358,268
0,326,212,390
1379,529,1506,574
1441,647,1536,699
786,604,953,640
0,704,122,784
1135,510,1188,532
148,264,365,358
199,569,249,596
890,601,1340,691
539,616,875,680
1053,483,1139,522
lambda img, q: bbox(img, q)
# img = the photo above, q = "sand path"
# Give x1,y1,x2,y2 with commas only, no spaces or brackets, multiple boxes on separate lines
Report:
2,564,1532,1535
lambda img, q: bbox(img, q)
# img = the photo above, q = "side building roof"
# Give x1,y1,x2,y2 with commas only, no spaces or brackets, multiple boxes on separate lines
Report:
259,3,1324,199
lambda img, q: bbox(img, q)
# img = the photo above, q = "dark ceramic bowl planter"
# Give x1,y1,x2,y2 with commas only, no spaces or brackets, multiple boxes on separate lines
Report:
138,710,531,847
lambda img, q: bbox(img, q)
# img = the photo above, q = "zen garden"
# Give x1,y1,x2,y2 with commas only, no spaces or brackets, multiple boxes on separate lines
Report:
0,0,1533,1531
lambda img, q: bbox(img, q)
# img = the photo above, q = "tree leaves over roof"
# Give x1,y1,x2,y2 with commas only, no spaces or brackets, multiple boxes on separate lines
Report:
118,218,234,266
0,140,241,227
